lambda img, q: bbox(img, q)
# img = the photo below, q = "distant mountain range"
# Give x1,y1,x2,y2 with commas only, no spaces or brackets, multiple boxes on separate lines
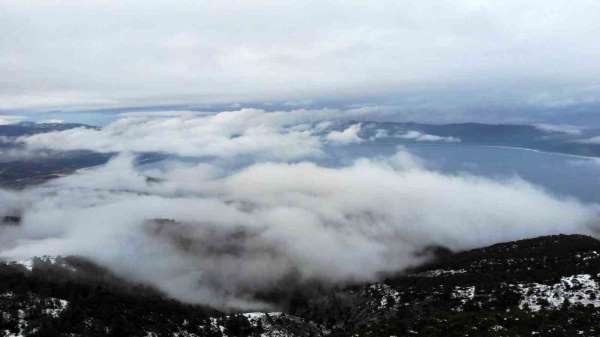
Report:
345,121,600,158
0,122,94,138
0,123,110,189
2,234,600,336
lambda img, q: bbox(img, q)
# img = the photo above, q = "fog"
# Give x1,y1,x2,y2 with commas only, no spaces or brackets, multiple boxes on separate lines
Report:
1,110,599,310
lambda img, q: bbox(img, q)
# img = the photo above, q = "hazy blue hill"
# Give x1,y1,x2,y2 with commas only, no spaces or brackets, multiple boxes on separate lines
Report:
345,121,600,157
0,123,110,188
0,122,94,138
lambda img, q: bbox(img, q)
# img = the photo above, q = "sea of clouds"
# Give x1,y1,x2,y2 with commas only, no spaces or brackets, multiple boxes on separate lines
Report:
1,108,599,310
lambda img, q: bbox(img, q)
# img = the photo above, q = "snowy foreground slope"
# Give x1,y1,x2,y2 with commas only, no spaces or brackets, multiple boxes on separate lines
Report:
3,234,600,336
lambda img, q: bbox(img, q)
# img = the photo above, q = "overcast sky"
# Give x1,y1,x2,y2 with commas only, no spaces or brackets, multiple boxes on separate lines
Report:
2,0,600,123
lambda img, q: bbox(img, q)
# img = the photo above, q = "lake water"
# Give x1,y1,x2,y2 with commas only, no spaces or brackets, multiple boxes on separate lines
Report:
328,142,600,204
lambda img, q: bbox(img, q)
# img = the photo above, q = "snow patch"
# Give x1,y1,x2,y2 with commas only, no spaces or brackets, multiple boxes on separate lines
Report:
368,283,402,310
410,269,467,277
452,286,476,311
517,274,600,311
44,298,69,318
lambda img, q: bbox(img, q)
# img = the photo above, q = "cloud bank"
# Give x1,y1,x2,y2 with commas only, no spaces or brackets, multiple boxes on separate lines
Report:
19,109,331,160
325,123,363,144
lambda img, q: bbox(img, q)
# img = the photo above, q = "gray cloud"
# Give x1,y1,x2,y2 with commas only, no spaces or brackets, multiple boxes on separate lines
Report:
1,0,600,116
396,130,461,143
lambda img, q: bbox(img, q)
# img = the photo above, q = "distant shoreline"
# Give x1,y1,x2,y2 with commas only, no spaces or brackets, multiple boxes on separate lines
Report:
481,145,600,161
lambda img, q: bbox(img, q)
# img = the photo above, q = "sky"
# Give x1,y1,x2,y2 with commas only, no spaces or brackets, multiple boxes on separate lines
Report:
2,0,600,124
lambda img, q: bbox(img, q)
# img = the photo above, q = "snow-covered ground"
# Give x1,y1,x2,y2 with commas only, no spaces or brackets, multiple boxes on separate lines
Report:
0,256,78,273
517,274,600,311
368,283,402,310
409,269,467,278
1,296,69,337
43,298,69,318
452,285,476,311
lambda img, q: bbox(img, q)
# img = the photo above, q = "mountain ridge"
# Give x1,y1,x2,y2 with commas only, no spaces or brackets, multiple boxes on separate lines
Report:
3,234,600,336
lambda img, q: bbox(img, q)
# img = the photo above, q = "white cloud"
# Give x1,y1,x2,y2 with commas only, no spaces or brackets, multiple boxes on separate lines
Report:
370,129,389,140
397,130,461,142
0,115,24,125
20,108,419,158
19,109,330,160
576,137,600,145
325,123,364,144
39,119,64,124
535,123,583,135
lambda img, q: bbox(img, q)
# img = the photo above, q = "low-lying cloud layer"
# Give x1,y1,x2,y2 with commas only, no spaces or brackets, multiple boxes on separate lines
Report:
14,108,468,159
19,108,359,160
1,109,599,310
397,130,461,143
